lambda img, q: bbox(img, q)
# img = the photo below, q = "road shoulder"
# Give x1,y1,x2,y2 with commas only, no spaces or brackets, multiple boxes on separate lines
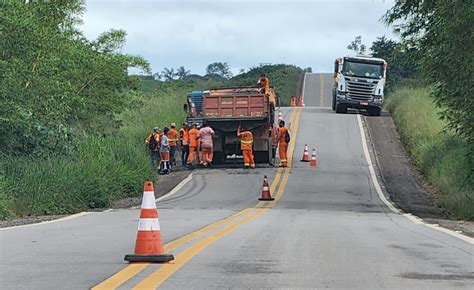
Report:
364,112,474,237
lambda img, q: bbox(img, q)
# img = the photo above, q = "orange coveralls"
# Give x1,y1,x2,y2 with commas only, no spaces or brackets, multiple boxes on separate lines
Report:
258,76,270,93
187,128,200,164
278,127,289,167
237,129,255,168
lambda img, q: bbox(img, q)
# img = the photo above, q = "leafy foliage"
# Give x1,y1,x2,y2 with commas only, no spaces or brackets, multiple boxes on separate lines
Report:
347,36,366,54
205,62,233,79
384,0,474,165
0,0,150,156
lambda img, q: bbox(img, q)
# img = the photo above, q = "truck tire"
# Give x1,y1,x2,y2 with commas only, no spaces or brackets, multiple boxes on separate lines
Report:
368,107,381,116
335,103,347,114
332,92,336,111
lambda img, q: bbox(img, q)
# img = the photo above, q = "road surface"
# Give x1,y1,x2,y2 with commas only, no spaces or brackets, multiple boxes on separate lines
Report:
1,73,472,289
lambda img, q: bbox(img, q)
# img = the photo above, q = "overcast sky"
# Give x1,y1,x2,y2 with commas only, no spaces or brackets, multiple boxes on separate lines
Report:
80,0,397,75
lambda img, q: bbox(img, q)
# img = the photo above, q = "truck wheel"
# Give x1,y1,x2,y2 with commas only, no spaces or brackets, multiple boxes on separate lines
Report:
335,103,347,114
368,107,381,116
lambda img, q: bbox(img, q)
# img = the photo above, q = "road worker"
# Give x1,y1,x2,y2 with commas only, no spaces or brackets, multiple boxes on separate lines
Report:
257,74,270,94
145,127,161,169
237,126,255,169
167,123,179,167
179,123,189,166
198,122,215,167
277,120,290,167
187,123,200,166
159,127,171,174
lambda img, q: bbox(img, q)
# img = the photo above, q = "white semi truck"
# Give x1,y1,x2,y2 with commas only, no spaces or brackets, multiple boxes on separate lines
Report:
332,56,387,116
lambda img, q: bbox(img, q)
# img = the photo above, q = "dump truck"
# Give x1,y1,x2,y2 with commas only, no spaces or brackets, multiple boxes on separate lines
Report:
185,86,278,164
332,56,387,116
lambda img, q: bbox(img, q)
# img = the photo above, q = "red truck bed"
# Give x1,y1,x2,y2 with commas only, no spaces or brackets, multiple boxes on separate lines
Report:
203,94,268,119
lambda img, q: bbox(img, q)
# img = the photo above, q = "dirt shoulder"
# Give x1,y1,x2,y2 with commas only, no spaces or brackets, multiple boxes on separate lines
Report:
364,112,474,237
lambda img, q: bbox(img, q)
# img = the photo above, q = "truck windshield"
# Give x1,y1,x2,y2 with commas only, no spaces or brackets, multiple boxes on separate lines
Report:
342,61,384,79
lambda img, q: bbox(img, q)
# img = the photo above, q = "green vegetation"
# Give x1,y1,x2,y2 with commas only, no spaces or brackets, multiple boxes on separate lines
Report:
386,86,473,220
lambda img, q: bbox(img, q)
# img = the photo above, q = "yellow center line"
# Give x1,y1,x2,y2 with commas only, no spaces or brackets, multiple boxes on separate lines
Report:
94,106,303,289
92,208,254,290
319,74,324,107
132,209,268,289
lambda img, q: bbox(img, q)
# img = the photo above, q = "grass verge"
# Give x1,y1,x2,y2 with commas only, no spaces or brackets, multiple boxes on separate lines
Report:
386,86,473,220
0,83,187,220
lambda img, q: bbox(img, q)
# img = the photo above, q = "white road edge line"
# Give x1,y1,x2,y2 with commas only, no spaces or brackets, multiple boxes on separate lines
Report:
155,173,193,203
0,212,91,231
301,73,308,101
356,114,474,244
2,173,194,230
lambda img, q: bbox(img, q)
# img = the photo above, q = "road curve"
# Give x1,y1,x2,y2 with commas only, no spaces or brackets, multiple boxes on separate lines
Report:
0,74,472,289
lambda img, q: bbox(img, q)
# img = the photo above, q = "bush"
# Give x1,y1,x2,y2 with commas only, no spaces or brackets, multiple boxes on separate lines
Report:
386,86,473,220
0,84,187,219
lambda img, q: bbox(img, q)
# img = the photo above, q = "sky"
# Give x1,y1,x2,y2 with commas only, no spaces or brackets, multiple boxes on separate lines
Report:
80,0,397,75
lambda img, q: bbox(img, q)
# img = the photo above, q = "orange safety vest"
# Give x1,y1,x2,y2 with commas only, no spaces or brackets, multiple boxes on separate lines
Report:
238,131,254,150
188,128,199,147
179,127,189,146
167,128,178,146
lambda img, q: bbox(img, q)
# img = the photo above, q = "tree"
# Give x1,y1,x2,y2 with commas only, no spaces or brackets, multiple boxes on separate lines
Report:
0,0,150,155
161,67,176,81
384,1,474,158
303,67,312,73
370,36,396,60
205,62,233,79
175,66,191,80
347,36,367,54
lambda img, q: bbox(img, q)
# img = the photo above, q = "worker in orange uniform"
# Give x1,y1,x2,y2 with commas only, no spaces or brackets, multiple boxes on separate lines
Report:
187,123,200,166
145,127,161,169
179,123,189,166
277,120,290,167
167,123,179,167
237,126,255,169
257,74,270,94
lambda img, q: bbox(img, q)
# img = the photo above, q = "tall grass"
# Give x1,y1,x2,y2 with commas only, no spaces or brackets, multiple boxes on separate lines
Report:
0,83,187,219
386,86,473,220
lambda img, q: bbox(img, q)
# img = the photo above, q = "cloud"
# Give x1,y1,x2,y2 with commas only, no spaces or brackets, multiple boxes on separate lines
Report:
81,0,396,74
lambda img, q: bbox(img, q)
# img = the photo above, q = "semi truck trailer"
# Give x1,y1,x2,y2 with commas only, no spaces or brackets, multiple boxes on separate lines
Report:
332,56,387,116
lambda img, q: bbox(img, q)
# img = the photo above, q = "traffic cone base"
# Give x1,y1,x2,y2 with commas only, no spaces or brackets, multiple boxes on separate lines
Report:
259,175,275,201
124,181,174,263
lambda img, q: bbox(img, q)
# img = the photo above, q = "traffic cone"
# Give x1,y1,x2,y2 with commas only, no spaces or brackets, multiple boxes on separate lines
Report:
278,111,283,121
298,96,305,107
258,175,274,201
300,144,310,162
124,181,174,263
310,149,318,168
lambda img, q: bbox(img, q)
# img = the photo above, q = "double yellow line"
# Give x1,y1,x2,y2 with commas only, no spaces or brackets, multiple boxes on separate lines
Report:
93,107,303,290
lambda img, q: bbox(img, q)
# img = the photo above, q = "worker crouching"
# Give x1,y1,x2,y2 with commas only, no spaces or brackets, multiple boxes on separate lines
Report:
237,126,255,169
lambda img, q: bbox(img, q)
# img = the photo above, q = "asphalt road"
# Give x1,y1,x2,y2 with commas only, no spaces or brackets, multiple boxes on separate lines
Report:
1,74,472,289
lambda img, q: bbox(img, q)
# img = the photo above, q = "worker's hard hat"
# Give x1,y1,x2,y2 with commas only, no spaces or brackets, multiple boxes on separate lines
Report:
170,122,176,127
153,127,160,131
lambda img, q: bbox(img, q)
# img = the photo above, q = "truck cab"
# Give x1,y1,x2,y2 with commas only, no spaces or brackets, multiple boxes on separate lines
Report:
332,56,387,116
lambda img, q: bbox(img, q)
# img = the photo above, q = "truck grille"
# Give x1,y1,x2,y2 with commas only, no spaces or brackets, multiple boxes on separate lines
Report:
346,79,376,101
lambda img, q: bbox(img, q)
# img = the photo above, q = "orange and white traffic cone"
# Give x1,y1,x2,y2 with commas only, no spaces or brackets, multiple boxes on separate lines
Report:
124,181,174,263
310,148,318,168
258,175,274,201
300,144,310,162
278,111,283,121
298,96,305,107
